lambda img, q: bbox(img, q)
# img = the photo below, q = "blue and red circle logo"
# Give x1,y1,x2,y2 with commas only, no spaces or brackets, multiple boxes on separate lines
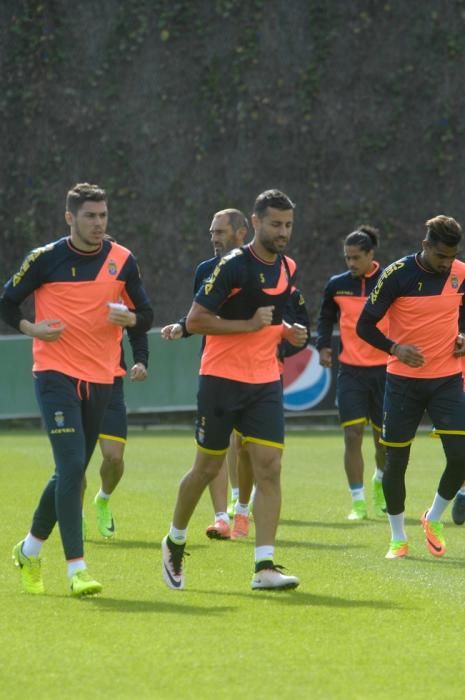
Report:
283,345,331,411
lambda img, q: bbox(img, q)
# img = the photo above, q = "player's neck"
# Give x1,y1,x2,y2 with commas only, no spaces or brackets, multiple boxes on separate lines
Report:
418,251,435,272
68,234,102,254
250,241,277,263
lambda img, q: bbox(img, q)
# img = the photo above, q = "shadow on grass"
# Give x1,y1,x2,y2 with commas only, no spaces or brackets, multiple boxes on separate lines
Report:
88,539,208,553
404,517,426,526
188,588,407,610
77,589,405,613
402,555,465,568
83,597,237,615
229,537,365,551
279,518,379,529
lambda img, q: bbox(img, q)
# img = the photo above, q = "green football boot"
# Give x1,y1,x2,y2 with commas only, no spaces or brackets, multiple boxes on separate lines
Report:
12,541,45,594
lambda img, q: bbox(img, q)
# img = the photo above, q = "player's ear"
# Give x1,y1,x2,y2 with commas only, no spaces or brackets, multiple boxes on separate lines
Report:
65,210,73,227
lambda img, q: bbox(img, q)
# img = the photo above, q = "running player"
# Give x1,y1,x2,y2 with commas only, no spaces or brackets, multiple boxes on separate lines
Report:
316,226,388,520
357,215,465,559
0,183,153,596
161,189,307,590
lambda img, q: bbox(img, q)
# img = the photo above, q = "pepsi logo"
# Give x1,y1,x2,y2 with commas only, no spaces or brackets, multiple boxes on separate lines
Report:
283,345,331,411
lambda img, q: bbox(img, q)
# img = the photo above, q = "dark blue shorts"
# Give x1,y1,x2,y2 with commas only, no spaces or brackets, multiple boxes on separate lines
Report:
381,372,465,447
336,363,386,430
99,377,127,442
195,375,284,453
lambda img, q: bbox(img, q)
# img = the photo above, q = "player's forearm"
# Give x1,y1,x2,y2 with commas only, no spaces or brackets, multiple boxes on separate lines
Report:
186,314,256,335
315,315,334,350
177,316,192,338
127,328,149,367
0,295,23,332
186,303,255,335
131,304,154,333
18,319,37,337
356,312,394,354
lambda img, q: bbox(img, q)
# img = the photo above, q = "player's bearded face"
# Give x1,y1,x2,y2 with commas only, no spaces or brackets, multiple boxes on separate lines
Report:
421,241,458,275
257,208,293,255
71,201,108,250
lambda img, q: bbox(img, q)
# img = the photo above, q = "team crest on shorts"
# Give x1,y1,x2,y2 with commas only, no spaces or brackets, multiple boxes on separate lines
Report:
108,260,118,275
54,410,65,427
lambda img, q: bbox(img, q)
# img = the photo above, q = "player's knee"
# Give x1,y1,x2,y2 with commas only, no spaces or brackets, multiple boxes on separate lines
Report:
193,453,225,482
344,424,364,449
385,446,409,474
442,435,465,463
103,453,124,471
253,455,281,485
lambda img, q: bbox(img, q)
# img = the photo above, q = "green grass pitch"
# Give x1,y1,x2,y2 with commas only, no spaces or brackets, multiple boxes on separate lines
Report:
1,428,465,699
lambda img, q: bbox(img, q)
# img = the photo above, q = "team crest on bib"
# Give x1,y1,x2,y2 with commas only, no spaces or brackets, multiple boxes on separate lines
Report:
451,275,458,289
108,260,118,275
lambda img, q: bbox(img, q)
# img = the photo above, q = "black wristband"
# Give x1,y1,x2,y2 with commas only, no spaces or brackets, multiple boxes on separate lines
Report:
179,319,189,338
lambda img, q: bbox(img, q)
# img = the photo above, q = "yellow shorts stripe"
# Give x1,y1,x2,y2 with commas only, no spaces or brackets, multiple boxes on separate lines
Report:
380,438,414,448
242,436,284,450
370,421,382,433
98,433,127,444
196,442,229,456
433,429,465,436
341,417,367,428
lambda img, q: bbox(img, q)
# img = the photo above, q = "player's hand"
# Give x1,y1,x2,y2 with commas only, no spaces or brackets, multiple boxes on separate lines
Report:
453,333,465,357
130,362,148,381
108,307,136,328
319,347,332,368
394,343,425,367
283,322,308,347
249,306,275,330
161,323,183,340
32,319,65,341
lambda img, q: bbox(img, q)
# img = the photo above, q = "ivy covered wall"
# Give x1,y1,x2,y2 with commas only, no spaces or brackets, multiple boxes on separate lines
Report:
1,0,465,325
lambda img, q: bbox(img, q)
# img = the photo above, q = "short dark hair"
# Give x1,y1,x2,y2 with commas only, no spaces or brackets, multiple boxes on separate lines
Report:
215,208,249,235
425,215,462,247
66,182,107,215
344,225,379,252
253,189,295,218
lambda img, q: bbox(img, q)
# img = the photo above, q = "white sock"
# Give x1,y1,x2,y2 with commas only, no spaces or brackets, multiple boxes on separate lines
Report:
255,545,274,563
169,525,187,544
388,513,407,541
234,502,249,516
374,468,383,481
67,558,87,577
22,533,44,558
97,489,110,500
426,493,450,521
350,486,365,501
231,488,239,501
215,512,230,524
